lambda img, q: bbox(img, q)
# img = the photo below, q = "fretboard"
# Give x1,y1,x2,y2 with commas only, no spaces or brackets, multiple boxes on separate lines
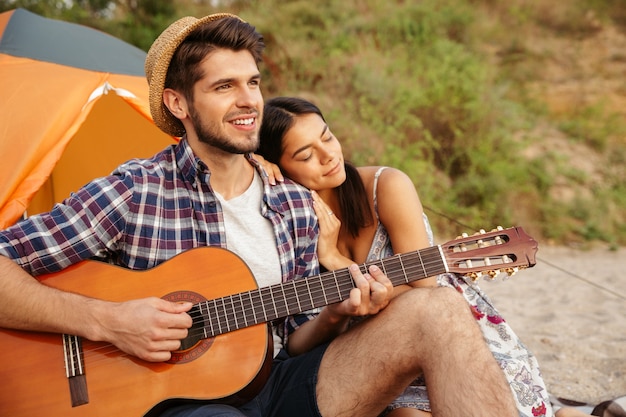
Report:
189,246,447,340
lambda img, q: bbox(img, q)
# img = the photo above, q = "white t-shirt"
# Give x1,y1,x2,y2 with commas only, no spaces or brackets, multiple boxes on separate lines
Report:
214,170,284,355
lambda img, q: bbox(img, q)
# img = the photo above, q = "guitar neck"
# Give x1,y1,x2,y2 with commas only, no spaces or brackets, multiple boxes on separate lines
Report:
194,246,446,338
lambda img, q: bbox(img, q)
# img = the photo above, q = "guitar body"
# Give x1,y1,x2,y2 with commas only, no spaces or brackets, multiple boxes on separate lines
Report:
0,247,272,417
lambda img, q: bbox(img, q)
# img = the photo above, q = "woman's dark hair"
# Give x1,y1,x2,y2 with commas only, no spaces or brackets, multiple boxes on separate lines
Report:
258,97,373,237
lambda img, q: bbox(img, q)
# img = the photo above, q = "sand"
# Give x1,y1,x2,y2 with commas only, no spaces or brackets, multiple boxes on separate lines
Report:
478,244,626,406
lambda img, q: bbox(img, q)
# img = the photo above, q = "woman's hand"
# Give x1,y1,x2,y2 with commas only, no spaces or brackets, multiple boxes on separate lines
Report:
311,191,345,270
249,153,284,185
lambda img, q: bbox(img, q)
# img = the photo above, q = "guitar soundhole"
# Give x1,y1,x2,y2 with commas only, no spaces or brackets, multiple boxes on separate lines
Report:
162,290,214,364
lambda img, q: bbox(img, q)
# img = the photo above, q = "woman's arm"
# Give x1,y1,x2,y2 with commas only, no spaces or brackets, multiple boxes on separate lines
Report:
374,167,437,288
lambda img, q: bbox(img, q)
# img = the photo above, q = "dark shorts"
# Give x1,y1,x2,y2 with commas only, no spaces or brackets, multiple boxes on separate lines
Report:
160,343,328,417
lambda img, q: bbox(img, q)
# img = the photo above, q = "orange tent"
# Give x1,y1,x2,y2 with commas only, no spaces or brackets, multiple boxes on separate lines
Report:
0,8,176,228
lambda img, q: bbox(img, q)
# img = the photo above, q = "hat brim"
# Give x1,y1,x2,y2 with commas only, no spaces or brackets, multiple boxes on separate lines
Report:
145,13,240,137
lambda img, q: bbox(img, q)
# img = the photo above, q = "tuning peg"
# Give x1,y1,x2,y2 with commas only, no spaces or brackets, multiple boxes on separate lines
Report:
502,267,518,275
467,271,479,281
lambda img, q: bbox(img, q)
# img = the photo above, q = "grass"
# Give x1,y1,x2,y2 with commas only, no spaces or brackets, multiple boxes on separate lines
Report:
8,0,623,245
247,0,626,245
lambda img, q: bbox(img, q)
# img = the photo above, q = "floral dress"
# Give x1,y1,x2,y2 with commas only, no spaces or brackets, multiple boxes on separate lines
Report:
369,167,553,417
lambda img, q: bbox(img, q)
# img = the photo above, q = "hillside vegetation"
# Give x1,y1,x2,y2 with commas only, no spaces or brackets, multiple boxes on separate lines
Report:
5,0,625,247
241,0,626,248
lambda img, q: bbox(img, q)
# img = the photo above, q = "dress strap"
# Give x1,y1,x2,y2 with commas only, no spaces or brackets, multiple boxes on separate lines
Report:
372,167,387,220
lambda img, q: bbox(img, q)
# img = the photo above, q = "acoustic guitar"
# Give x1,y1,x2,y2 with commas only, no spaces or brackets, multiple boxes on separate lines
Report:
0,226,537,416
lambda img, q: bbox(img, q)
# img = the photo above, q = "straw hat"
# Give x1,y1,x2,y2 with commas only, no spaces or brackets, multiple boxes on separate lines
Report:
145,13,243,137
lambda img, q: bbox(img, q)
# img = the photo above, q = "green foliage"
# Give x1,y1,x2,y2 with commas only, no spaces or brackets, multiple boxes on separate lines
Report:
3,0,624,245
557,103,626,152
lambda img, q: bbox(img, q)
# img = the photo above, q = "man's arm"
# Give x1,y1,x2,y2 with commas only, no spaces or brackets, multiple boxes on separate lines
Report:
0,255,193,362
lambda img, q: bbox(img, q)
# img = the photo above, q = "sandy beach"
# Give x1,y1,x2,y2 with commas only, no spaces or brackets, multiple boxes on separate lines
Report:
478,244,626,406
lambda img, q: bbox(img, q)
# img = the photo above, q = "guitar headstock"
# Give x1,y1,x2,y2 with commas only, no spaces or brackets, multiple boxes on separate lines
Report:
441,226,538,282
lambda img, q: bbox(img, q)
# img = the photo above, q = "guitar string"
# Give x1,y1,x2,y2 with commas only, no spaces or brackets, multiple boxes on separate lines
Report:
423,206,626,301
181,251,444,338
180,249,514,340
75,252,449,365
73,240,517,365
74,257,513,369
180,247,518,340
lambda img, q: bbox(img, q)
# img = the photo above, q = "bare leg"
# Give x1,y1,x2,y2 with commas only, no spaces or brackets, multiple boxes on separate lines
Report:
315,286,517,417
387,408,431,416
555,408,592,417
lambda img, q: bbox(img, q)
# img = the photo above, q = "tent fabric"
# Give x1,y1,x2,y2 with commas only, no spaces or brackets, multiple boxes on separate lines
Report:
0,8,176,229
0,8,146,75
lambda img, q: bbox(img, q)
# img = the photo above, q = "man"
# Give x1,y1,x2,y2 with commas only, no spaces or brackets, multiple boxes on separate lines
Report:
0,13,521,416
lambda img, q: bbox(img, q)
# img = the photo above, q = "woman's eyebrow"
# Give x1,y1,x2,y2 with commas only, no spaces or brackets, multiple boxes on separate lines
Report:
291,124,328,158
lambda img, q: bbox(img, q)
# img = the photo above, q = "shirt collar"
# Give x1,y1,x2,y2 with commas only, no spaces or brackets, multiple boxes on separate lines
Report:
175,138,279,213
175,136,208,188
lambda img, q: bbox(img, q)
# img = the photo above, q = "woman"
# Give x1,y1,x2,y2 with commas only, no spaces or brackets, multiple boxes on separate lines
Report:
255,96,592,417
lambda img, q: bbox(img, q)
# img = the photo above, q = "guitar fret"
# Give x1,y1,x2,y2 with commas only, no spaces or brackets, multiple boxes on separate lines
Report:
320,272,339,305
222,297,232,332
245,291,255,325
258,287,271,322
271,285,286,320
320,278,329,305
280,285,288,315
256,289,267,323
281,281,299,318
436,246,449,275
294,280,302,312
218,298,227,332
332,270,341,301
293,279,308,312
307,277,323,308
238,293,247,328
305,279,315,310
229,296,238,331
199,302,210,338
265,287,275,320
417,249,427,281
379,258,388,276
398,254,408,285
248,291,260,324
212,299,222,335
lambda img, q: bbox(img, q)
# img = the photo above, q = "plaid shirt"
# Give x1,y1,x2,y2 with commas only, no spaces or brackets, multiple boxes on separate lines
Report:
0,138,320,340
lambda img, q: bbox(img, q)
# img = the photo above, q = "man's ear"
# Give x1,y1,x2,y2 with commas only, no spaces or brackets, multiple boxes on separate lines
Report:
163,88,187,120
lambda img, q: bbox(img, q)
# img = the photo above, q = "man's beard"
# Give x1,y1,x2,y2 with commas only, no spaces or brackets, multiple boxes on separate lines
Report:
189,106,259,154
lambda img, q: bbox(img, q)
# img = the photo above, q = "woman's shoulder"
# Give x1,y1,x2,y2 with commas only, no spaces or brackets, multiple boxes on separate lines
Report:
356,166,412,189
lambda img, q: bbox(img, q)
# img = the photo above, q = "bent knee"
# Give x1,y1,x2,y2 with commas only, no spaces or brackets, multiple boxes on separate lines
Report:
392,285,471,320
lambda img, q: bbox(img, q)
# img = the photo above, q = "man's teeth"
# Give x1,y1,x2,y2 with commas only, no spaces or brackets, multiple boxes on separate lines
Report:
233,118,254,125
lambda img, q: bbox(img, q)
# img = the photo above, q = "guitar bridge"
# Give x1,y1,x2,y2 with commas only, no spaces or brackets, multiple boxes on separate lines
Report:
62,333,89,407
